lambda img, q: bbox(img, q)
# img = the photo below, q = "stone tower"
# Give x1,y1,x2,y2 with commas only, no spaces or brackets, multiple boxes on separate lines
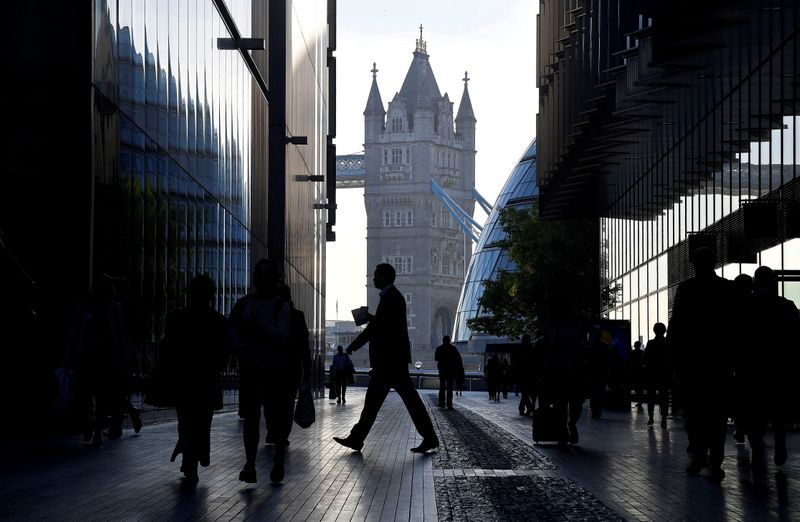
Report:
362,27,476,368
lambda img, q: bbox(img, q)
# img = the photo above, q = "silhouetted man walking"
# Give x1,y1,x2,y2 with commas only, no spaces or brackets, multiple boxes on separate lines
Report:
668,247,734,481
435,335,459,409
333,263,439,453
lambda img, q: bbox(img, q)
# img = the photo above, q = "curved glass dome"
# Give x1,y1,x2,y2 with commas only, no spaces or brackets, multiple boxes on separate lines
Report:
453,139,538,342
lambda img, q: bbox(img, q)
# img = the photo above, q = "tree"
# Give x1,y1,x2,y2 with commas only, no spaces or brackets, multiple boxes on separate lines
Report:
467,204,601,338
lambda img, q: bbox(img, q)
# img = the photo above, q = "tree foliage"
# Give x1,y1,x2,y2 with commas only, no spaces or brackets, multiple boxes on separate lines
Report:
467,204,600,338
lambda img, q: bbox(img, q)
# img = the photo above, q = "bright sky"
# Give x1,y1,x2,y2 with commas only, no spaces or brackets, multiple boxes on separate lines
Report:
326,0,538,320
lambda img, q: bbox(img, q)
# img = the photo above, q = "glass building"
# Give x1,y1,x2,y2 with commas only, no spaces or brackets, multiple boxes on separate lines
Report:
537,1,800,345
2,0,336,413
453,139,538,343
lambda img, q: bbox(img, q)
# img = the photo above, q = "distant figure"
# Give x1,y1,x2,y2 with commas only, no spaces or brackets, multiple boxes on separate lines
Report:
161,275,229,484
485,356,501,402
539,296,589,445
501,358,512,399
275,284,312,443
230,259,292,484
332,345,354,404
731,273,753,444
107,277,142,438
333,264,438,454
743,266,800,466
67,274,130,447
434,335,459,409
644,323,670,429
630,341,644,407
513,335,537,416
454,348,465,396
585,328,611,420
668,246,734,481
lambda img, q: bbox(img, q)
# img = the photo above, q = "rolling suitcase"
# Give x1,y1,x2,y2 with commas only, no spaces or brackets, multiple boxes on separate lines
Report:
531,404,565,443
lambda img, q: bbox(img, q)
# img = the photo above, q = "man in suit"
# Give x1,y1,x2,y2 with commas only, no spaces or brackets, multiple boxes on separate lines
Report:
333,263,439,453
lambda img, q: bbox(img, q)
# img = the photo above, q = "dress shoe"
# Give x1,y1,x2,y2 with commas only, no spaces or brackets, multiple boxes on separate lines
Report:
647,417,654,426
239,464,257,483
333,436,363,452
410,438,439,453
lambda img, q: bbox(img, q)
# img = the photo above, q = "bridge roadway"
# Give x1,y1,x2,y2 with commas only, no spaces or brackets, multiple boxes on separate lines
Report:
1,390,797,520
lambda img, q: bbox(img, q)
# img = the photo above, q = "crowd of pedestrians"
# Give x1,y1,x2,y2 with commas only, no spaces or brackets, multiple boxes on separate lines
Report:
63,250,798,489
500,246,799,482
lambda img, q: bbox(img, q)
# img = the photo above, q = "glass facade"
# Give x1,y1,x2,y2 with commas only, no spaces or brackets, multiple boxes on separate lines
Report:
453,139,538,341
90,0,331,364
537,2,800,345
92,1,255,342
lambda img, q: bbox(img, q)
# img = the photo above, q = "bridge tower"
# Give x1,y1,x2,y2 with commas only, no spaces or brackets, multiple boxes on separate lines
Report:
362,27,476,367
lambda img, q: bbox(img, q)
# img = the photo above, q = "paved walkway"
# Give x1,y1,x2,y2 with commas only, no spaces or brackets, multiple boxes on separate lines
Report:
0,389,797,521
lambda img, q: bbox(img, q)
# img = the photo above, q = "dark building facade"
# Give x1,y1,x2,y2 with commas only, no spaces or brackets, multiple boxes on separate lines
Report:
2,0,335,427
537,1,800,344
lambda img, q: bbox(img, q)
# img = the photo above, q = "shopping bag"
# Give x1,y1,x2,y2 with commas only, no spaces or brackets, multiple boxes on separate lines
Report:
294,384,316,428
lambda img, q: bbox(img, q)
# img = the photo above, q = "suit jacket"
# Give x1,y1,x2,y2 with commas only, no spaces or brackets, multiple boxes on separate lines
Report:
350,285,411,372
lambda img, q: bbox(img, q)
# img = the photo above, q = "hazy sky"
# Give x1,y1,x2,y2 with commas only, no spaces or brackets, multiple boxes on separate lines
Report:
326,0,538,320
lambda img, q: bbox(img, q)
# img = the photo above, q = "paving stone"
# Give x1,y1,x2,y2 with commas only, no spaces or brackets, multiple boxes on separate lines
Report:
426,395,556,472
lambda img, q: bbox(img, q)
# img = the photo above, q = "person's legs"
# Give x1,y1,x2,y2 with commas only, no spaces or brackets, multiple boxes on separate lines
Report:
239,369,263,481
438,376,447,407
445,377,454,408
263,377,294,483
392,373,437,442
341,380,347,403
348,374,391,443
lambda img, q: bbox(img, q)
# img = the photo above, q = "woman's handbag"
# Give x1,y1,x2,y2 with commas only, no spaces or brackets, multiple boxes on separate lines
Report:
294,384,316,429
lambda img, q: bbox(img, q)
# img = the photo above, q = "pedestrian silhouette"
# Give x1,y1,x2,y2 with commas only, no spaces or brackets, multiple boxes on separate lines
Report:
454,347,465,396
107,276,142,438
160,275,230,484
434,335,459,409
513,335,537,415
744,266,800,466
668,246,734,481
538,295,589,445
229,259,292,484
333,263,439,454
331,345,354,404
630,341,644,407
586,328,611,419
501,358,512,399
271,284,312,445
731,273,753,445
485,355,501,402
644,323,670,429
67,274,131,447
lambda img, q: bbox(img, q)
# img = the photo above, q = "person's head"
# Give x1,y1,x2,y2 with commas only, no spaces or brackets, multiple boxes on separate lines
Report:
189,274,215,307
253,258,281,295
337,345,344,354
521,333,531,345
653,322,666,337
442,335,451,344
753,265,777,294
690,246,716,276
372,263,396,289
633,341,642,350
734,273,753,296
